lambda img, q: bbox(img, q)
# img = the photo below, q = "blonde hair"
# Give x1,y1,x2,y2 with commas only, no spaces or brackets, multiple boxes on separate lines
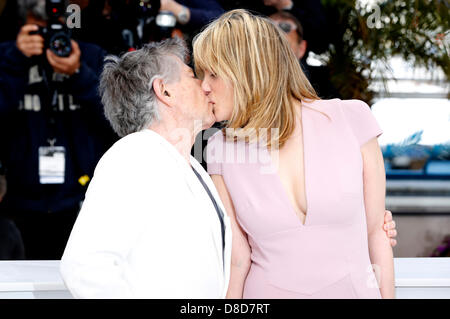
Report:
193,9,319,149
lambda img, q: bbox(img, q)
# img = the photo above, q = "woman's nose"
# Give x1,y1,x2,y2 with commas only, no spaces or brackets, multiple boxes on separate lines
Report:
201,80,211,94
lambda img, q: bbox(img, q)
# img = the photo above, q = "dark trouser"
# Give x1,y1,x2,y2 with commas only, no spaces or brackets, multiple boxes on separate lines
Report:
10,208,79,260
0,216,25,260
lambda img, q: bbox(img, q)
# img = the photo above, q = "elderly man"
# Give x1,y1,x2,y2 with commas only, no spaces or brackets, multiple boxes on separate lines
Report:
60,38,231,298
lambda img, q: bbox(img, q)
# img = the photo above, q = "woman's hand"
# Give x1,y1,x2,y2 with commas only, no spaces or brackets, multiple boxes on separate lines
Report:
383,210,397,247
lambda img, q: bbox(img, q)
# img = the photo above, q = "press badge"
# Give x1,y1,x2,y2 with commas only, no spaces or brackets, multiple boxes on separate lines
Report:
39,146,66,184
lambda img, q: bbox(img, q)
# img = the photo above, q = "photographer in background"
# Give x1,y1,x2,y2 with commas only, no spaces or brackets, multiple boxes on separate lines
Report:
0,0,117,260
269,10,339,99
219,0,329,55
72,0,139,55
141,0,224,46
158,0,224,32
72,0,224,55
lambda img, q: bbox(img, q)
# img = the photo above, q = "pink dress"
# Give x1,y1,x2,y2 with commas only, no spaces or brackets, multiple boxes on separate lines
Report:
206,98,383,299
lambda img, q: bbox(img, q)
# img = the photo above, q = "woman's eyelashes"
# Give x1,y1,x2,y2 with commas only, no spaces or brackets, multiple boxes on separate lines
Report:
203,69,214,78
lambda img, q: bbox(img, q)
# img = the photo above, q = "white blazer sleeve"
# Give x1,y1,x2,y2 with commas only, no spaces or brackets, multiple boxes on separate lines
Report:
60,146,162,298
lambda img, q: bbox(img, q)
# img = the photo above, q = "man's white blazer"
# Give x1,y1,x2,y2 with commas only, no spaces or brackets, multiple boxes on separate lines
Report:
60,129,232,298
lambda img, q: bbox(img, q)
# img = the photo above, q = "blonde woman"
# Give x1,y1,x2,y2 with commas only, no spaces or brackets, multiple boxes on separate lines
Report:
193,9,396,298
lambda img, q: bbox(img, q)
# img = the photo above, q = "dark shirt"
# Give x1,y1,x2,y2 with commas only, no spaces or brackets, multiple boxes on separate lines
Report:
301,62,341,99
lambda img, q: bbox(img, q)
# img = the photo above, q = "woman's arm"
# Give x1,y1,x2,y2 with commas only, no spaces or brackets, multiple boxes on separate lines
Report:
210,174,251,299
361,137,395,298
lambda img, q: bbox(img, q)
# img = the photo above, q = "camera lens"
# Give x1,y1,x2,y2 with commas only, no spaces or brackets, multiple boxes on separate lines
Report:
49,32,72,57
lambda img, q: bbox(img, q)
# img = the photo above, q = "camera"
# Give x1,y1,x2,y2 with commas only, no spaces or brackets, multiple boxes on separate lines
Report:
137,0,177,44
30,0,72,57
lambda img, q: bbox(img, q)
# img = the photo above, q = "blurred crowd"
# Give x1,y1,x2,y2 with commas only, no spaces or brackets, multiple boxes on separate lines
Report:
0,0,337,260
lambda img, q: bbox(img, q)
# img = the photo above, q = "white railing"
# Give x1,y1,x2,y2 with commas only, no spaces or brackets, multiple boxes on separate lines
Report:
0,258,449,299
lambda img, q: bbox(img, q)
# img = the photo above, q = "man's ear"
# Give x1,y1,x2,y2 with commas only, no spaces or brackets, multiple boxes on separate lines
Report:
153,78,173,107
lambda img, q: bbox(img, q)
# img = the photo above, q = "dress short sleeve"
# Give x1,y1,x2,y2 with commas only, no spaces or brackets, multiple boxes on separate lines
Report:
341,99,383,147
206,130,225,175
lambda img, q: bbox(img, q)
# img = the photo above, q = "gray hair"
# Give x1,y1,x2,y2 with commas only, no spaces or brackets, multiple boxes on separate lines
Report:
99,37,188,137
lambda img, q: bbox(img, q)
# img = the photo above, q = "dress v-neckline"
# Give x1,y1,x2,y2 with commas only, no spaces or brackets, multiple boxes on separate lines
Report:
266,105,310,227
